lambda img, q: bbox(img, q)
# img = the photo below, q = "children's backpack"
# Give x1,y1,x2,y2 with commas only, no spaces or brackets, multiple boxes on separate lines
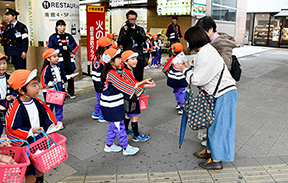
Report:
230,55,242,82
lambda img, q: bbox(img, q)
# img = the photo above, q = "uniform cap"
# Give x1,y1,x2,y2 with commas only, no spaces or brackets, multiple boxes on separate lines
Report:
98,37,112,47
171,43,183,52
101,48,121,64
152,34,157,38
0,53,8,60
121,50,138,61
107,34,113,39
8,69,37,90
112,32,118,37
5,8,19,16
42,48,60,59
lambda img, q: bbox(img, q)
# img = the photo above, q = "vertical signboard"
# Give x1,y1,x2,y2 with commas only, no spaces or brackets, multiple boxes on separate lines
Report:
15,0,80,47
86,5,105,62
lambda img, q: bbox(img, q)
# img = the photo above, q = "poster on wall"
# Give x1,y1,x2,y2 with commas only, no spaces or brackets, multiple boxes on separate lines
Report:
15,0,80,47
86,5,105,62
157,0,192,16
192,0,206,17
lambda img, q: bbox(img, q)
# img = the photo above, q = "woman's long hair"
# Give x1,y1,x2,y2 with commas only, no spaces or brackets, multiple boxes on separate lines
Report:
41,59,50,74
100,54,121,89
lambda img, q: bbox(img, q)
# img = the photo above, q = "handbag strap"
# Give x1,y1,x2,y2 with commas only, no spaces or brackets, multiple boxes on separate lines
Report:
213,64,225,96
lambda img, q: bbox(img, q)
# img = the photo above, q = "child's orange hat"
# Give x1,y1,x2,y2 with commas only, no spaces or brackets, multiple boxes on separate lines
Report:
101,48,121,63
112,32,118,37
42,48,60,59
8,69,37,90
98,37,112,47
107,34,113,39
171,43,183,52
0,53,8,60
152,34,157,38
121,50,138,61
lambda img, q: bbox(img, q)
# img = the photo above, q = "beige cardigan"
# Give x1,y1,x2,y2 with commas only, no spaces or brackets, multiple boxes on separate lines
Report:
211,33,237,71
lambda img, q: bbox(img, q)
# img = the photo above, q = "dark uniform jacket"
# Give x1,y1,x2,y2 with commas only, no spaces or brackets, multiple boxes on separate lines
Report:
4,21,28,56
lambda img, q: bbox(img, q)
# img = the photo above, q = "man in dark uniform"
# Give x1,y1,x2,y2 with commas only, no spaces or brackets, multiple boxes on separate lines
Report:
3,8,28,69
118,10,146,82
165,16,183,57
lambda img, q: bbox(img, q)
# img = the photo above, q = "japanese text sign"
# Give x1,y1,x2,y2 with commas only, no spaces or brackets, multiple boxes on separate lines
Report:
87,5,105,61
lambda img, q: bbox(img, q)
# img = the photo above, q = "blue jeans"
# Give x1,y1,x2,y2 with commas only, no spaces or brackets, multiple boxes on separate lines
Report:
207,89,238,161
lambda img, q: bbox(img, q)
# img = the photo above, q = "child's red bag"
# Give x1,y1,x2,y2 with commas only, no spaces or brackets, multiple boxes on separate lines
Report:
139,94,149,110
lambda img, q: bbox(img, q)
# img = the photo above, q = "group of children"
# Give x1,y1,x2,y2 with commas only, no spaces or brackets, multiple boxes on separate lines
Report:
0,31,186,182
91,34,156,156
143,33,164,69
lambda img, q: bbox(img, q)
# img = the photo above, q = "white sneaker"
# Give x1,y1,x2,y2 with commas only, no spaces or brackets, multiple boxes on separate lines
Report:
69,94,76,99
57,121,64,130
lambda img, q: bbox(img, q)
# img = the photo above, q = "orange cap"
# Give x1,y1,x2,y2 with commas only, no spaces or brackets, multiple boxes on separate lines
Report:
42,48,60,59
101,48,121,63
112,32,118,37
8,69,37,90
152,34,157,38
107,34,113,39
171,43,183,52
0,53,8,60
98,37,112,47
121,50,139,61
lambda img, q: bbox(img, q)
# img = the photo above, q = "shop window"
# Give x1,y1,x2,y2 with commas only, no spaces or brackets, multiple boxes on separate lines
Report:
212,0,237,22
253,14,270,46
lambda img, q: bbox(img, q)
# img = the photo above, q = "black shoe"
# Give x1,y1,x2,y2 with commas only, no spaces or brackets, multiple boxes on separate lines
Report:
199,158,223,172
194,149,211,159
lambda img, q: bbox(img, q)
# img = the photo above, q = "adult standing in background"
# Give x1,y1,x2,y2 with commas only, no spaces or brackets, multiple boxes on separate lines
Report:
118,10,146,81
165,16,183,57
48,20,79,99
196,16,237,71
3,8,28,69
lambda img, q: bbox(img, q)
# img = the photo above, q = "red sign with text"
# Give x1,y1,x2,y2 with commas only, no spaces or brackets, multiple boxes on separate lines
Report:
86,5,105,61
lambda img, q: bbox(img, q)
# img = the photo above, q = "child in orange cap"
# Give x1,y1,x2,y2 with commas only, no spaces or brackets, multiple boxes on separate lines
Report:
150,34,159,68
143,35,151,69
121,50,156,142
107,33,113,40
6,69,58,182
101,48,155,155
91,36,112,122
40,48,75,129
162,43,188,114
112,32,118,48
0,53,16,136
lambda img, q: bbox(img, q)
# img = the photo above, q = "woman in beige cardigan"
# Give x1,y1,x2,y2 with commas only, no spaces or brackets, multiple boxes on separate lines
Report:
196,16,237,71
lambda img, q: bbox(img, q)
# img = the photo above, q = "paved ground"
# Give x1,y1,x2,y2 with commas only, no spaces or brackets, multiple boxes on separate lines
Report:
4,46,288,182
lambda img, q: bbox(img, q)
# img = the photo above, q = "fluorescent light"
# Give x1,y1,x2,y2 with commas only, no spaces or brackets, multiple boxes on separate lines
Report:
6,4,9,6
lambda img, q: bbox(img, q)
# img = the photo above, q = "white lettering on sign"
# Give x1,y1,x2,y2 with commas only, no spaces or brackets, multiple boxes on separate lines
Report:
109,0,124,7
95,20,104,50
90,26,95,60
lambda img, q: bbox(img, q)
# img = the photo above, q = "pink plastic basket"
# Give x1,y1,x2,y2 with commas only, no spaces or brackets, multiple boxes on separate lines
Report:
139,94,149,110
28,133,68,173
0,146,30,183
46,89,66,105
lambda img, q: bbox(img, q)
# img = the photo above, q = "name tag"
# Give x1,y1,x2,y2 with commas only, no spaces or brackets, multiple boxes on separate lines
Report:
15,32,21,38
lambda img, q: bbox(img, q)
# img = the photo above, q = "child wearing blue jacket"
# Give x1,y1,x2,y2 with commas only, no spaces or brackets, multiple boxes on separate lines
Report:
121,50,155,142
0,53,16,136
91,37,112,122
100,48,155,155
40,48,74,130
162,43,187,115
